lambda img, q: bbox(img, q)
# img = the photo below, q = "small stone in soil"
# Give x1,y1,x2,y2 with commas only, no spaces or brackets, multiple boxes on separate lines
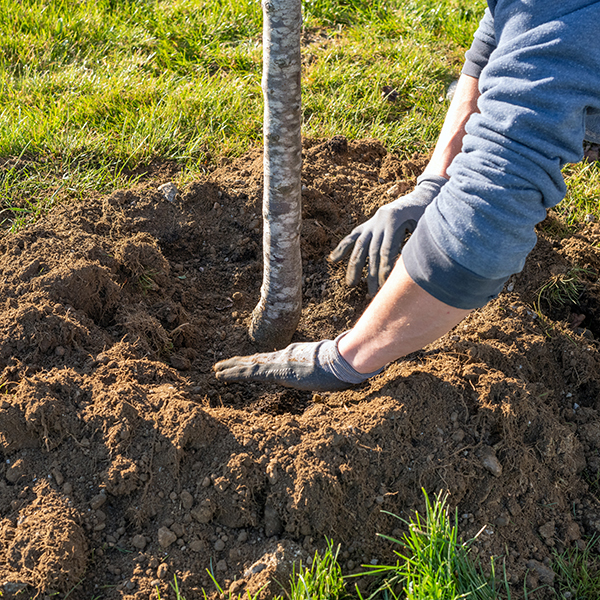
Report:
215,539,225,551
264,504,282,537
477,445,503,477
158,527,177,548
216,559,228,572
157,563,169,579
526,560,555,585
538,521,555,540
90,492,107,510
181,490,194,509
495,516,509,527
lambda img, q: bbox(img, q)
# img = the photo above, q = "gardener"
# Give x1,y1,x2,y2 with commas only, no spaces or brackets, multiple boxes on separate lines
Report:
214,0,600,391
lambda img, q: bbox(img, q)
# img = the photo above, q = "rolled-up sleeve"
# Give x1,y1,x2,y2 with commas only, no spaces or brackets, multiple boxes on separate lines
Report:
404,0,600,309
462,8,496,79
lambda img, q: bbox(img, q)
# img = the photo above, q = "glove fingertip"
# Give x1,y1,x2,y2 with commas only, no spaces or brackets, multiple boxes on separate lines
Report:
345,266,362,288
329,239,354,262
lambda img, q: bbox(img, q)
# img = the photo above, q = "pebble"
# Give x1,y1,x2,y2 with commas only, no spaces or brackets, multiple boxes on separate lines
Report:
5,459,25,483
63,482,73,495
526,559,555,585
538,521,555,540
191,499,215,524
229,580,243,594
451,429,465,443
157,563,169,580
51,468,64,486
157,527,177,548
158,182,179,203
214,539,226,551
181,490,194,509
189,539,204,552
216,559,228,572
132,534,147,550
90,492,107,510
477,445,503,477
237,530,248,543
565,521,581,542
264,504,282,537
495,515,510,527
266,461,279,485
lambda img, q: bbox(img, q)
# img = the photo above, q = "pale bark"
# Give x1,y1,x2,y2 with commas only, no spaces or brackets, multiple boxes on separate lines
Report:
249,0,303,350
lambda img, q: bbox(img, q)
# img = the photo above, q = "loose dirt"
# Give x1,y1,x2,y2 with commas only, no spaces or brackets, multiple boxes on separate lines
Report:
1,138,600,600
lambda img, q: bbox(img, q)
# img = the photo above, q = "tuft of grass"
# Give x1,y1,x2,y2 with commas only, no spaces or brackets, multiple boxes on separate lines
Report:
156,574,186,600
555,160,600,228
535,267,592,313
356,490,504,600
288,540,348,600
553,536,600,599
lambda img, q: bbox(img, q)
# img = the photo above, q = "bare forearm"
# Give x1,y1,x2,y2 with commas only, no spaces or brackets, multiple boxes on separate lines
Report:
424,73,481,179
337,257,470,373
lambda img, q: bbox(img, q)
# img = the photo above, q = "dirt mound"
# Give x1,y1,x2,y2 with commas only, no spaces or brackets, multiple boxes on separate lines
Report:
0,481,88,594
1,138,600,599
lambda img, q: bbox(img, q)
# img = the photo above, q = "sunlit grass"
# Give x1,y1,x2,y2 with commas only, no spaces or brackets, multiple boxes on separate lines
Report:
0,0,486,230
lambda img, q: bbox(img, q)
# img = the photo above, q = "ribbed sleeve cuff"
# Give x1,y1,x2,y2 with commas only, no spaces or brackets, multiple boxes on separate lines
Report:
325,332,384,384
462,36,495,79
403,215,509,310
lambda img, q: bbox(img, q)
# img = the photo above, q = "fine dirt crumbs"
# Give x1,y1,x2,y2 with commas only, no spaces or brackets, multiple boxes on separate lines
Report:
1,138,600,600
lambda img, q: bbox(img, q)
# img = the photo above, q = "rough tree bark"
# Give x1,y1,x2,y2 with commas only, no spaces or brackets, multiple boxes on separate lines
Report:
249,0,303,350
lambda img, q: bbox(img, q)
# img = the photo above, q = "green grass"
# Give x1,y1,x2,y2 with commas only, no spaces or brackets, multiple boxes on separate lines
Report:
0,0,486,230
553,160,600,229
288,541,348,600
356,491,502,600
155,493,600,600
552,536,600,599
161,491,506,600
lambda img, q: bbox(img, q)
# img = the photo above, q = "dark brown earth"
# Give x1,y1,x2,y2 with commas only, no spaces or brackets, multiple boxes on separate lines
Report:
1,138,600,600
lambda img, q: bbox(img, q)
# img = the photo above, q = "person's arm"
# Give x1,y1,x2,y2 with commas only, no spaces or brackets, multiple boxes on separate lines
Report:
424,73,480,179
337,256,469,373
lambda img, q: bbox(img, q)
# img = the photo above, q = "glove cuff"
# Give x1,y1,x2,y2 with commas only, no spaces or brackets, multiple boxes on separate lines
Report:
416,172,449,187
324,332,384,384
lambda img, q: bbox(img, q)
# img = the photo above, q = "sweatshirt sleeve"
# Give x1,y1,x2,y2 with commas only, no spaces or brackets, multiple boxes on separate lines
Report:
462,8,496,79
403,0,600,310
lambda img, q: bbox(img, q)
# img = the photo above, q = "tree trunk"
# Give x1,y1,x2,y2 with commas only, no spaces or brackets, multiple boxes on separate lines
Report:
249,0,303,350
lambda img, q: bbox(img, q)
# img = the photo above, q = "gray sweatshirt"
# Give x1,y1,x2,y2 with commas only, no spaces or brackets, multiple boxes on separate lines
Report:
403,0,600,309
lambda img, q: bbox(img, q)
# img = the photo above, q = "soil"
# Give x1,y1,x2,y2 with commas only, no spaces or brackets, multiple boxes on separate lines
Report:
1,137,600,600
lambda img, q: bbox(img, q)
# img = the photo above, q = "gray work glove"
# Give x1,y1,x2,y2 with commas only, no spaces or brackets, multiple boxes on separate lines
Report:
213,332,382,392
329,173,448,295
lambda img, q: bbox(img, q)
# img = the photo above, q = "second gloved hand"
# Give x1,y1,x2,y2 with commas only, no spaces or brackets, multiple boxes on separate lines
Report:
329,173,447,295
213,333,382,392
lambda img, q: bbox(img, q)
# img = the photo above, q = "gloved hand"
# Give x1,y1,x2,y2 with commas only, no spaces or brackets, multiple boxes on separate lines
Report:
213,333,382,392
329,173,448,295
